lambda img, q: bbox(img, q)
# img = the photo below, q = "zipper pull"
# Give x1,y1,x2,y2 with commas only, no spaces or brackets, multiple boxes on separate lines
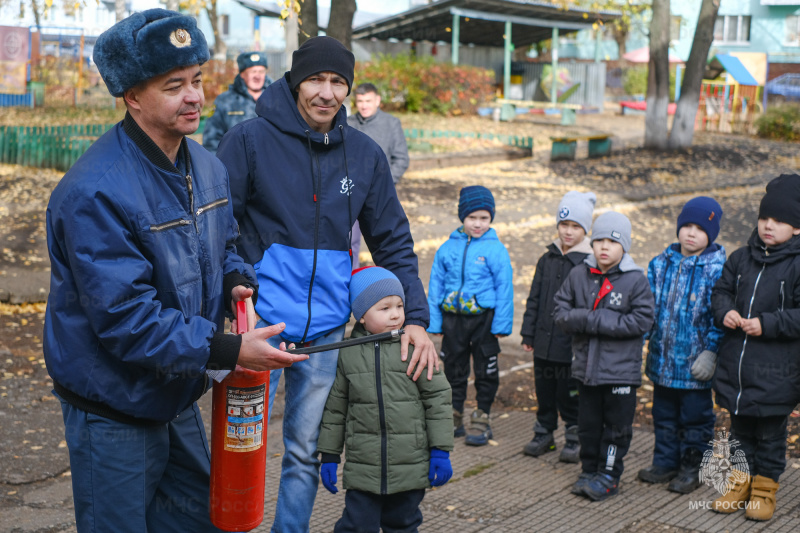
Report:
324,133,329,145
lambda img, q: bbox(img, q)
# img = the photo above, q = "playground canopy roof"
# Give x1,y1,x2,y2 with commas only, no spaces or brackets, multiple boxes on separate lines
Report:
707,54,759,86
352,0,620,49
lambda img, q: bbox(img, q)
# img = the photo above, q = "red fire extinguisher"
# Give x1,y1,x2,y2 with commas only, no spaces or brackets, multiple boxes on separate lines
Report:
210,301,269,531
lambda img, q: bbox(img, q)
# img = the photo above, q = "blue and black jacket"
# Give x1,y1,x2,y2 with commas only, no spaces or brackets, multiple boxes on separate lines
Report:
217,74,428,343
645,243,726,389
427,227,514,335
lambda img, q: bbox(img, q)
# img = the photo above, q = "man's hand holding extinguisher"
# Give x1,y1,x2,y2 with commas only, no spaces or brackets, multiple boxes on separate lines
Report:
230,286,309,370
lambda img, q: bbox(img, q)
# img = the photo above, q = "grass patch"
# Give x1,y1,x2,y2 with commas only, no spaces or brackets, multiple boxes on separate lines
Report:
461,462,496,479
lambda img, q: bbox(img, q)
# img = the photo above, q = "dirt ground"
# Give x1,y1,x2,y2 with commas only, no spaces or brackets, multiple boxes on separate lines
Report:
1,112,800,489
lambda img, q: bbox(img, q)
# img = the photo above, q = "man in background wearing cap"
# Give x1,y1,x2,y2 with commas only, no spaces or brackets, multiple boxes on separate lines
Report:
216,35,437,532
203,51,272,154
44,10,306,532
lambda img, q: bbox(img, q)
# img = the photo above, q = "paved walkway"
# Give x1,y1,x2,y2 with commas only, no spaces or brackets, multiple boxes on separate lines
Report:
264,409,800,533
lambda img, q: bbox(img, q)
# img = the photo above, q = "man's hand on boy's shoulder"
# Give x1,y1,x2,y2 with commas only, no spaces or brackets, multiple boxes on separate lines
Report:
402,324,439,381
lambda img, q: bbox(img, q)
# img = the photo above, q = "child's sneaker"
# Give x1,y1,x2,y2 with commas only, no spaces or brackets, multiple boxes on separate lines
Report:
638,464,678,484
464,409,492,446
522,422,555,457
571,472,593,495
558,425,580,463
453,409,465,438
583,473,620,501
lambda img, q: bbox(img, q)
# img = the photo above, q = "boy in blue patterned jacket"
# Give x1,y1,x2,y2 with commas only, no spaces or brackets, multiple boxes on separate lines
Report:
427,186,514,446
638,197,726,494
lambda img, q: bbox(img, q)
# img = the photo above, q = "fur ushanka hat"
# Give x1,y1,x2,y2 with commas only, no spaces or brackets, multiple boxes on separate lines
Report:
93,9,210,97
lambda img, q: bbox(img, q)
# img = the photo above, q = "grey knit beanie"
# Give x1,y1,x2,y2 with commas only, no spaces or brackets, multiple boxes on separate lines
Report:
556,191,596,233
591,211,632,253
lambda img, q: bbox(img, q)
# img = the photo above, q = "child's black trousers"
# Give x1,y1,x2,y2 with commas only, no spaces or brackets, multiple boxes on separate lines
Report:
534,358,579,431
334,488,425,533
577,383,637,479
441,310,500,414
729,413,788,482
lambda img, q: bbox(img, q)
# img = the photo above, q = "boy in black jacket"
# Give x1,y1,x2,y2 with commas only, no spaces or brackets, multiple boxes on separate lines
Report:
521,191,596,462
710,174,800,521
554,212,655,501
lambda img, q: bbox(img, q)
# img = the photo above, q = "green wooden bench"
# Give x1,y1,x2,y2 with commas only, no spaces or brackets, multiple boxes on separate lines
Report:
549,134,612,161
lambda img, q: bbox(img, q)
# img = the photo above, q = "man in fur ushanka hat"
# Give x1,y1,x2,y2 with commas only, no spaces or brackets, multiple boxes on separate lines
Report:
45,10,305,532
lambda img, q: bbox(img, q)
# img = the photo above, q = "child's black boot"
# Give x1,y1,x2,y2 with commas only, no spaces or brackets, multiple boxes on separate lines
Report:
583,473,620,501
453,408,465,438
571,472,593,495
464,409,492,446
559,425,580,463
668,448,703,494
522,422,555,457
638,464,678,484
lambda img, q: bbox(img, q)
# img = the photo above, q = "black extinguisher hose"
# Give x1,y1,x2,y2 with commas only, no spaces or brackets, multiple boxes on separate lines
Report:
286,328,405,355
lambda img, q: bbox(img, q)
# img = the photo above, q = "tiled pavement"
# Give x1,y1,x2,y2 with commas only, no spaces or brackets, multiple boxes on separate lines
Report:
252,409,800,532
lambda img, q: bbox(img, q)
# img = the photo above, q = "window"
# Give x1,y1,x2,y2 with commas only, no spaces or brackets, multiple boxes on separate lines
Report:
787,15,800,45
220,14,230,39
670,16,682,40
714,15,751,43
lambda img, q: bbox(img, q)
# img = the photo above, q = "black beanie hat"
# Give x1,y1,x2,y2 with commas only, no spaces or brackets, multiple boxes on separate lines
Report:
289,36,355,95
759,173,800,228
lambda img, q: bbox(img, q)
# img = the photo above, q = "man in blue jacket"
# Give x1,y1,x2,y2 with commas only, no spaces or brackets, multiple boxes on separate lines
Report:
44,10,307,532
203,51,272,154
216,36,437,532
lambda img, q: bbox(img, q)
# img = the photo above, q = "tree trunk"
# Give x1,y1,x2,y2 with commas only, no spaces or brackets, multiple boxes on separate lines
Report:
115,0,125,22
644,0,670,150
326,0,356,50
29,0,41,31
285,11,299,69
612,24,627,57
205,0,227,60
299,0,319,46
668,0,720,149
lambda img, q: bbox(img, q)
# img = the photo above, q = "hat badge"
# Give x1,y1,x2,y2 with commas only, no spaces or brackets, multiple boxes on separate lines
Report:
559,207,570,219
170,29,191,48
611,230,621,239
250,53,260,62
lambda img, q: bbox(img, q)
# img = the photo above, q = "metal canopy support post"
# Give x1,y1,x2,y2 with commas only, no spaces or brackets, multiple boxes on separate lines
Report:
551,27,559,106
504,20,512,98
452,13,460,64
594,27,601,63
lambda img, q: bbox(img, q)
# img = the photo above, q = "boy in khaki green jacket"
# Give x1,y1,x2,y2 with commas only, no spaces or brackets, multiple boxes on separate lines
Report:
317,267,453,532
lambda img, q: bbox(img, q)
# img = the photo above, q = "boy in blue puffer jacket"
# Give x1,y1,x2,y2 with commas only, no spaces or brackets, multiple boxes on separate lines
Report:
427,186,513,446
638,197,726,495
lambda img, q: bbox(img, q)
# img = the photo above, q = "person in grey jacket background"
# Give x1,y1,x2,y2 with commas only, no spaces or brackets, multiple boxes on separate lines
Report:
554,212,655,502
347,83,410,267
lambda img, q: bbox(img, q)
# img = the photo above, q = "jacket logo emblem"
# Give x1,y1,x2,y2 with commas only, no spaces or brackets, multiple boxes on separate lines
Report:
476,256,486,262
611,386,630,395
559,207,570,219
609,292,622,306
340,176,353,195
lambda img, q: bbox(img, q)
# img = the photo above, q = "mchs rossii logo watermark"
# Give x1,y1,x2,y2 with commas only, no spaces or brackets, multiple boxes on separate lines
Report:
689,431,758,511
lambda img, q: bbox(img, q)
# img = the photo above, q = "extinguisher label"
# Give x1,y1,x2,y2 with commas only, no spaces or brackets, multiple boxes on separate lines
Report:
224,383,266,452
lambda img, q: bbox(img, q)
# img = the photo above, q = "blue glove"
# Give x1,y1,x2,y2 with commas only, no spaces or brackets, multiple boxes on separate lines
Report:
320,463,338,494
428,448,452,487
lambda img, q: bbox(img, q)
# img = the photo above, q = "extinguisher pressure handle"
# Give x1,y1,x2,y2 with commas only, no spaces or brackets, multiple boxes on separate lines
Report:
286,329,405,355
236,300,248,335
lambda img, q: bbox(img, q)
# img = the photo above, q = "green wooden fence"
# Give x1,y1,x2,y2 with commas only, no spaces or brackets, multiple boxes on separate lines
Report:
0,124,115,171
0,124,533,172
404,128,534,149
